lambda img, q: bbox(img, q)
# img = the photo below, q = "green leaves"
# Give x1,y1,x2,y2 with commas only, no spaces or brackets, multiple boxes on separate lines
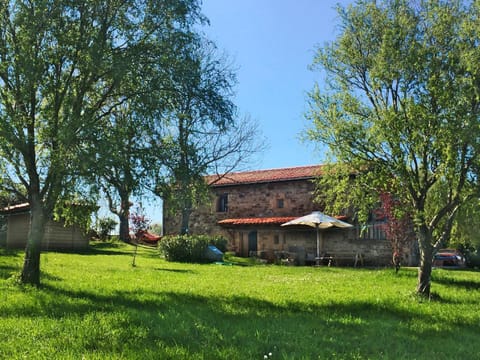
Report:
0,0,207,284
306,0,480,295
308,0,480,215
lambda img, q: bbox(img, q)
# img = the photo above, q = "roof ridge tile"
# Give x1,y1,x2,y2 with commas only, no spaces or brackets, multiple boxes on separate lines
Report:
207,164,323,186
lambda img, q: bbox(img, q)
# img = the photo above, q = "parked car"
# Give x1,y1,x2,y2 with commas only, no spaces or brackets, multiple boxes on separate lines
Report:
433,249,466,268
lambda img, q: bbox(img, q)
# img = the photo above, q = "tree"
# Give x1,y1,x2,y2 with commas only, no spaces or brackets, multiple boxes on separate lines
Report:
377,192,416,272
149,222,162,236
153,40,265,235
94,104,153,242
306,0,480,297
0,0,204,285
95,217,117,241
129,204,152,236
0,183,26,208
88,21,202,243
450,197,480,251
129,204,152,266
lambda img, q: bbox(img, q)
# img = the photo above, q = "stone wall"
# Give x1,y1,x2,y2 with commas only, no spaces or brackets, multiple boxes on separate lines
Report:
163,178,418,266
164,179,318,235
225,226,402,266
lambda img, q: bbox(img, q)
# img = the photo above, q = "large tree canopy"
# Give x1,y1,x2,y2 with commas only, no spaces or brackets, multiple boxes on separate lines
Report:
153,41,264,235
0,0,204,285
93,103,154,242
306,0,480,296
87,14,208,243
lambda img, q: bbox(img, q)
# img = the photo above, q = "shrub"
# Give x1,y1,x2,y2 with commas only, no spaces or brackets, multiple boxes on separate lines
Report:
160,234,226,263
96,217,117,241
466,252,480,268
210,235,228,252
129,206,151,235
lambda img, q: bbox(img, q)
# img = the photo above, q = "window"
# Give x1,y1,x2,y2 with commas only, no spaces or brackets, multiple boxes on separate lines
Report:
357,220,386,241
277,199,284,208
274,234,280,245
217,193,228,212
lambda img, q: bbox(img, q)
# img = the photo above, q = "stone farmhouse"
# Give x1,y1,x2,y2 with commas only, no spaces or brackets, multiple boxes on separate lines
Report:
163,165,418,266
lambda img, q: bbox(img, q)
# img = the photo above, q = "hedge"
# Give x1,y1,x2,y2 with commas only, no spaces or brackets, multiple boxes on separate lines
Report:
159,234,227,263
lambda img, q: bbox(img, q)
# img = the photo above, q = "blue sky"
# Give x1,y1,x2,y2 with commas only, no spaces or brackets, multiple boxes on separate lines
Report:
201,0,352,170
138,0,353,224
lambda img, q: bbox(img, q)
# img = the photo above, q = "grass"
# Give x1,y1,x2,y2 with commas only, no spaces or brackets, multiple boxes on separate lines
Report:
1,242,479,359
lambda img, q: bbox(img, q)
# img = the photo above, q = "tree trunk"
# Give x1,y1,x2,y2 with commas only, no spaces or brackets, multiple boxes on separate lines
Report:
180,197,192,235
180,208,191,235
416,225,433,297
119,212,130,242
118,196,131,242
20,201,46,286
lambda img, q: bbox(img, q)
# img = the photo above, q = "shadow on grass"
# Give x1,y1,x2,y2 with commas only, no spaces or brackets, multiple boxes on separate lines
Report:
0,264,19,280
85,242,160,258
73,242,135,256
82,248,134,256
434,276,480,291
0,249,22,280
0,266,65,282
0,248,22,257
2,281,478,359
154,268,196,274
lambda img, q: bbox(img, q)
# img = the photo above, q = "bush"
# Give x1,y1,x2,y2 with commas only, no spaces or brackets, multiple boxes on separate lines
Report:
466,252,480,268
95,217,118,241
159,234,227,263
210,235,228,253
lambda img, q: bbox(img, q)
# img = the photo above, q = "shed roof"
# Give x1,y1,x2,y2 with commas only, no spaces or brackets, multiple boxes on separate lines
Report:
0,203,30,215
0,202,98,216
207,165,323,187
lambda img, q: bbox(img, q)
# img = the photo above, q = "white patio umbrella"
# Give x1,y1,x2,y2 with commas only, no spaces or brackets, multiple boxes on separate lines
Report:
281,211,353,260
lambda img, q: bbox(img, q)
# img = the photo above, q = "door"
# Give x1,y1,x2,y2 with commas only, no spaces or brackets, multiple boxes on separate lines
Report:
248,231,257,256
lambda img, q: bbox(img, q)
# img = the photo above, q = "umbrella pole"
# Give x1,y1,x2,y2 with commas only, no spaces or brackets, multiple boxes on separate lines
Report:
316,225,320,266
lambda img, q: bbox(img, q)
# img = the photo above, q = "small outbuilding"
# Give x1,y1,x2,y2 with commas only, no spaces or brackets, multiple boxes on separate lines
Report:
0,203,88,251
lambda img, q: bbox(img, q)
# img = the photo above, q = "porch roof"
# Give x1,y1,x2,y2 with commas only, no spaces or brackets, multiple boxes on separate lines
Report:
218,215,349,227
218,217,297,226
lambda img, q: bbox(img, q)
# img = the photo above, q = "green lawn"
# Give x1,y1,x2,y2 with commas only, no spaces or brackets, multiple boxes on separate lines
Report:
1,242,479,359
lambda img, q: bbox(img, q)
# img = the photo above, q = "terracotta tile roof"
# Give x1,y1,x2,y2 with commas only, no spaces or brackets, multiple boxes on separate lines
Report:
218,217,297,226
207,165,323,186
218,215,348,226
